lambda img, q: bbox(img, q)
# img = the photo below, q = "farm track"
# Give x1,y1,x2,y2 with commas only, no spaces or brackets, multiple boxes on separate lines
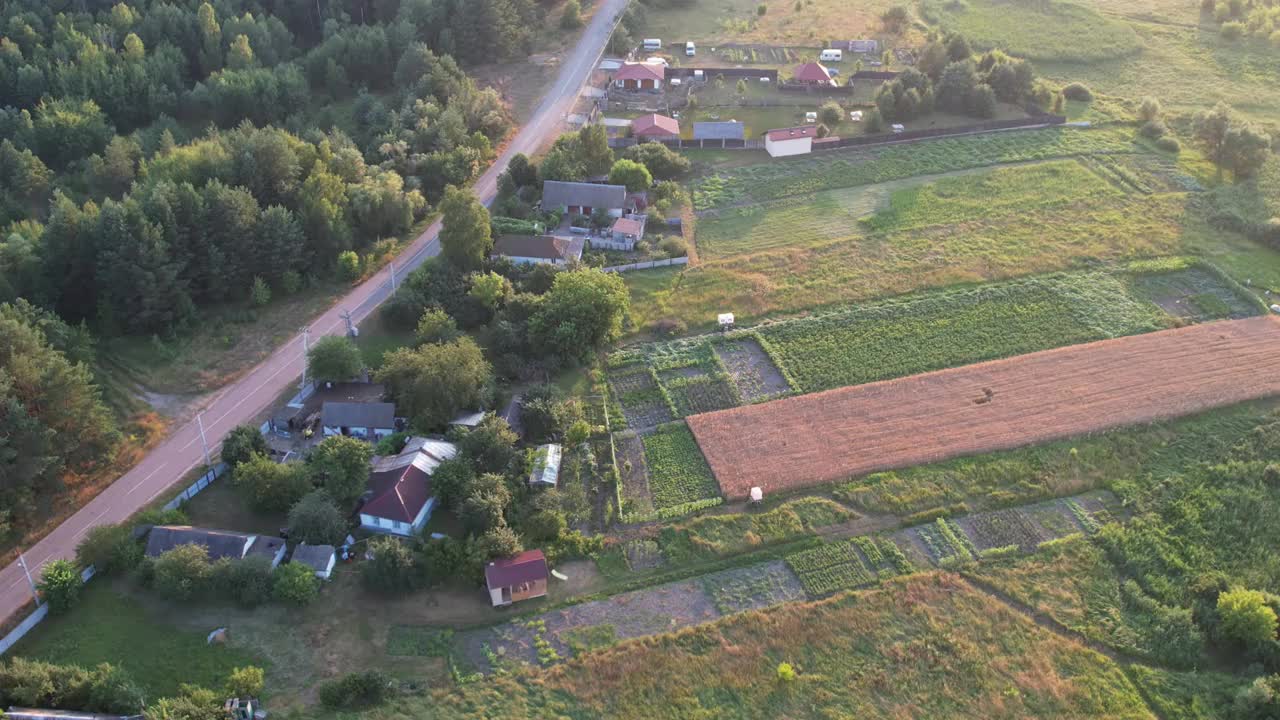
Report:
689,316,1280,499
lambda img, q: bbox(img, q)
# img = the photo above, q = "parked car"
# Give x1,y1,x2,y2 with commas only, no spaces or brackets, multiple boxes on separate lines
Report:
686,41,696,56
820,49,843,62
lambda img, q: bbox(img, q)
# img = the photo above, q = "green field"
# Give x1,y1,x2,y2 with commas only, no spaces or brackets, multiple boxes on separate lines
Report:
12,583,262,699
920,0,1143,64
641,422,722,509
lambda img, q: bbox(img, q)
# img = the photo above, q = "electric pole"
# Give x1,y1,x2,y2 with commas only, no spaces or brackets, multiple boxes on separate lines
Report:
300,326,310,391
389,259,397,291
16,551,40,605
341,310,356,338
196,412,212,467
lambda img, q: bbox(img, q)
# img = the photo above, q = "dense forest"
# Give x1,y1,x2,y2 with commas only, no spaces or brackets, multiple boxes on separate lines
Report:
0,0,553,543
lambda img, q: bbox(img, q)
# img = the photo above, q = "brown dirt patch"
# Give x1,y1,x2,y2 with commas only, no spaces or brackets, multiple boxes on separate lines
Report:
688,316,1280,500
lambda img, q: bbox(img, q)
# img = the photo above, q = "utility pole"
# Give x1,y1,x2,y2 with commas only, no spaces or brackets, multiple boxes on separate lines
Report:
196,412,212,467
341,310,356,338
389,260,397,291
16,551,40,605
300,326,310,391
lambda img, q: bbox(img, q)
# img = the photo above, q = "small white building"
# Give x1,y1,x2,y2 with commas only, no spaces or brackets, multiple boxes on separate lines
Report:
765,126,818,158
292,542,337,580
529,444,562,487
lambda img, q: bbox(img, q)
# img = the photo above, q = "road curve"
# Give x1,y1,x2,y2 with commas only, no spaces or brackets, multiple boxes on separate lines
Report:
0,0,630,625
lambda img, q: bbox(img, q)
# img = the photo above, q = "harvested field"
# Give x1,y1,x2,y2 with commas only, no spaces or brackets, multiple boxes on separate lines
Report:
688,316,1280,499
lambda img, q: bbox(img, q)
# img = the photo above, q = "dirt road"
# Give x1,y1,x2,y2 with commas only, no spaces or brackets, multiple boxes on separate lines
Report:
690,316,1280,499
0,0,630,625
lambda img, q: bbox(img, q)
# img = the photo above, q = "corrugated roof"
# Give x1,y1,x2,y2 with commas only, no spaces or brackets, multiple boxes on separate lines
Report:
485,549,548,589
766,126,819,141
493,235,584,262
541,181,626,210
321,401,395,429
144,526,253,560
363,438,458,523
693,121,746,140
632,113,680,136
614,62,665,82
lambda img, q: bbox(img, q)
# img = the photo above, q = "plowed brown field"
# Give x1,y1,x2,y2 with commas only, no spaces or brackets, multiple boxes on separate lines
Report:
688,316,1280,500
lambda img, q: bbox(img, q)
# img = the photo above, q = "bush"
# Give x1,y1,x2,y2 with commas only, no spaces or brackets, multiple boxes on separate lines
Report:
221,425,268,468
1061,82,1093,101
818,101,843,127
654,318,687,338
318,670,391,709
659,237,688,258
757,3,767,15
37,560,81,614
233,453,311,513
415,307,461,345
1138,96,1162,122
1139,119,1167,139
226,666,265,698
560,0,583,29
1155,136,1181,153
864,107,884,133
1234,674,1280,719
1219,587,1279,648
777,662,796,681
76,523,143,575
210,556,274,608
362,536,420,594
273,561,320,605
374,431,410,456
1221,21,1245,40
152,544,211,601
336,250,361,280
477,525,523,559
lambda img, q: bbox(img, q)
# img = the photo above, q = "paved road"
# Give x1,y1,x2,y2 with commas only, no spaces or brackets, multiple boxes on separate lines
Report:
0,0,629,625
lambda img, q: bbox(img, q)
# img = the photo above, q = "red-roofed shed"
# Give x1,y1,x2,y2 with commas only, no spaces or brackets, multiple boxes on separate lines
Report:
792,62,834,86
485,549,549,606
632,113,680,139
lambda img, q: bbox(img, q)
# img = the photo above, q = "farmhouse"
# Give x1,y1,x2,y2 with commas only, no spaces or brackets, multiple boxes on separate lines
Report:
493,234,584,266
693,121,745,143
765,126,818,157
291,542,337,579
607,216,645,249
541,180,627,217
485,549,549,607
360,436,458,536
529,444,562,487
791,62,834,86
144,525,282,567
632,113,680,140
613,62,665,90
321,401,396,440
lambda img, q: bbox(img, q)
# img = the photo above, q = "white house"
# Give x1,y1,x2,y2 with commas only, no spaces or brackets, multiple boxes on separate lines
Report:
144,525,283,568
359,437,458,536
321,401,396,440
493,235,585,266
541,181,627,217
529,444,562,487
292,542,337,580
765,126,818,157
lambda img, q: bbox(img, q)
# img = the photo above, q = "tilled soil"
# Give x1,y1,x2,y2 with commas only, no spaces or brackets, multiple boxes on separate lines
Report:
690,316,1280,499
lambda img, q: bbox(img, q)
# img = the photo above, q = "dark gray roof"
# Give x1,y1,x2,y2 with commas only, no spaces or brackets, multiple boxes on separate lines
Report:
144,526,253,560
292,543,336,570
247,536,285,561
6,709,143,720
321,401,395,429
493,235,585,262
542,181,626,210
693,121,745,140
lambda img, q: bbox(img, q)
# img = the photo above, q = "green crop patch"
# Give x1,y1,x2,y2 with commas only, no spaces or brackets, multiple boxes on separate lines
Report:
919,0,1142,63
641,422,721,509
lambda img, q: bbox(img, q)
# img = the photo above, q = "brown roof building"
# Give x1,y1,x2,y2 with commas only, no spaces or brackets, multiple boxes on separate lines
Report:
632,113,680,139
493,235,585,266
791,62,834,86
485,549,549,606
359,437,458,536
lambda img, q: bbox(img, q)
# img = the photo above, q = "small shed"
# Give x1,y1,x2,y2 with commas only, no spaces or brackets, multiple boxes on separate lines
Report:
765,126,817,158
632,113,680,140
292,542,337,580
529,444,562,487
608,216,645,248
485,550,549,607
321,401,396,440
791,62,834,86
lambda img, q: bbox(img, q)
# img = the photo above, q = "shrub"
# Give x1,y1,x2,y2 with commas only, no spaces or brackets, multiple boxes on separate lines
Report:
415,307,461,345
273,561,320,605
362,536,420,594
336,250,361,280
757,3,767,15
654,318,688,338
777,662,796,681
560,0,583,29
659,237,688,258
1061,82,1093,101
1155,136,1181,153
1219,587,1278,648
477,525,523,559
1138,96,1162,122
75,523,143,575
1139,119,1167,139
37,560,81,614
1221,21,1245,40
152,544,211,601
318,670,391,709
249,276,271,307
221,425,268,468
1234,674,1280,719
818,101,843,127
226,666,265,698
864,106,884,132
210,556,274,608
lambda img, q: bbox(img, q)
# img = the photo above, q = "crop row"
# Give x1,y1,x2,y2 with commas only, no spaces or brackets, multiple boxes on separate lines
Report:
966,509,1045,551
785,541,860,574
641,422,722,510
917,519,977,565
796,562,876,597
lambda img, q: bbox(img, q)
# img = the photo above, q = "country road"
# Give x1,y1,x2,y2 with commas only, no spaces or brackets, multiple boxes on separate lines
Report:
0,0,630,626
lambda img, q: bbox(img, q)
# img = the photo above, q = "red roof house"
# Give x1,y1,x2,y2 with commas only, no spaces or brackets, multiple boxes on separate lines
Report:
485,549,549,606
614,62,665,90
632,113,680,139
792,62,834,86
359,437,458,536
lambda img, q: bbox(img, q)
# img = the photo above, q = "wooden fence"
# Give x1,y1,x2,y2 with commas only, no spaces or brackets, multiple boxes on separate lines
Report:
602,256,690,273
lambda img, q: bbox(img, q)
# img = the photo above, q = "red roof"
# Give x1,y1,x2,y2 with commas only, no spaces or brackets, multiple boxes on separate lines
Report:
632,113,680,137
615,62,665,83
611,216,644,235
766,125,819,142
485,550,548,589
362,465,431,523
792,62,832,84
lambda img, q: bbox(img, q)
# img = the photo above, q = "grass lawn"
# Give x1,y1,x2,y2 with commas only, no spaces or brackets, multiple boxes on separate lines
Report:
363,573,1155,718
353,309,416,372
12,581,263,699
636,0,926,46
180,475,287,536
919,0,1143,64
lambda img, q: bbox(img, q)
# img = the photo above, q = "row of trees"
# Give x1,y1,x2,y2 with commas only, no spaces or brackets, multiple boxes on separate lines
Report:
876,35,1040,123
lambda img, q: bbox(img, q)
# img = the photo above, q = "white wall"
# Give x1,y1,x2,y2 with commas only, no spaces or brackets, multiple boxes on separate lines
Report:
766,136,812,157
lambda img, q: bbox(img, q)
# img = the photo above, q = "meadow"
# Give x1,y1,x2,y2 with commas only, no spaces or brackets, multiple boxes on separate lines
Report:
634,0,924,47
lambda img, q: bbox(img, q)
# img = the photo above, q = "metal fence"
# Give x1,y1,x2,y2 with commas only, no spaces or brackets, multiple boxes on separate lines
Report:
162,462,228,511
602,257,690,273
810,114,1067,151
0,566,96,656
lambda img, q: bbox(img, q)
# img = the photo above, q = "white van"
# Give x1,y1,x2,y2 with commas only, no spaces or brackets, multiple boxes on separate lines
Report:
686,41,696,56
643,38,662,51
819,49,843,62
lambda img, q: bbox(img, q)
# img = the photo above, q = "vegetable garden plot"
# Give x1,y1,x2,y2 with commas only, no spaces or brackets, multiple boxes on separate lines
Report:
713,338,791,402
668,377,740,416
796,560,877,597
1129,264,1261,323
641,422,722,509
615,432,654,516
701,561,807,615
958,509,1046,552
688,317,1280,500
915,519,977,565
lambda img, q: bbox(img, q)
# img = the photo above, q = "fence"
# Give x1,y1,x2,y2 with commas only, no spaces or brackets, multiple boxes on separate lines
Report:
162,462,229,511
777,83,860,96
665,67,779,81
810,114,1067,151
0,566,95,656
602,257,689,273
590,237,636,251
